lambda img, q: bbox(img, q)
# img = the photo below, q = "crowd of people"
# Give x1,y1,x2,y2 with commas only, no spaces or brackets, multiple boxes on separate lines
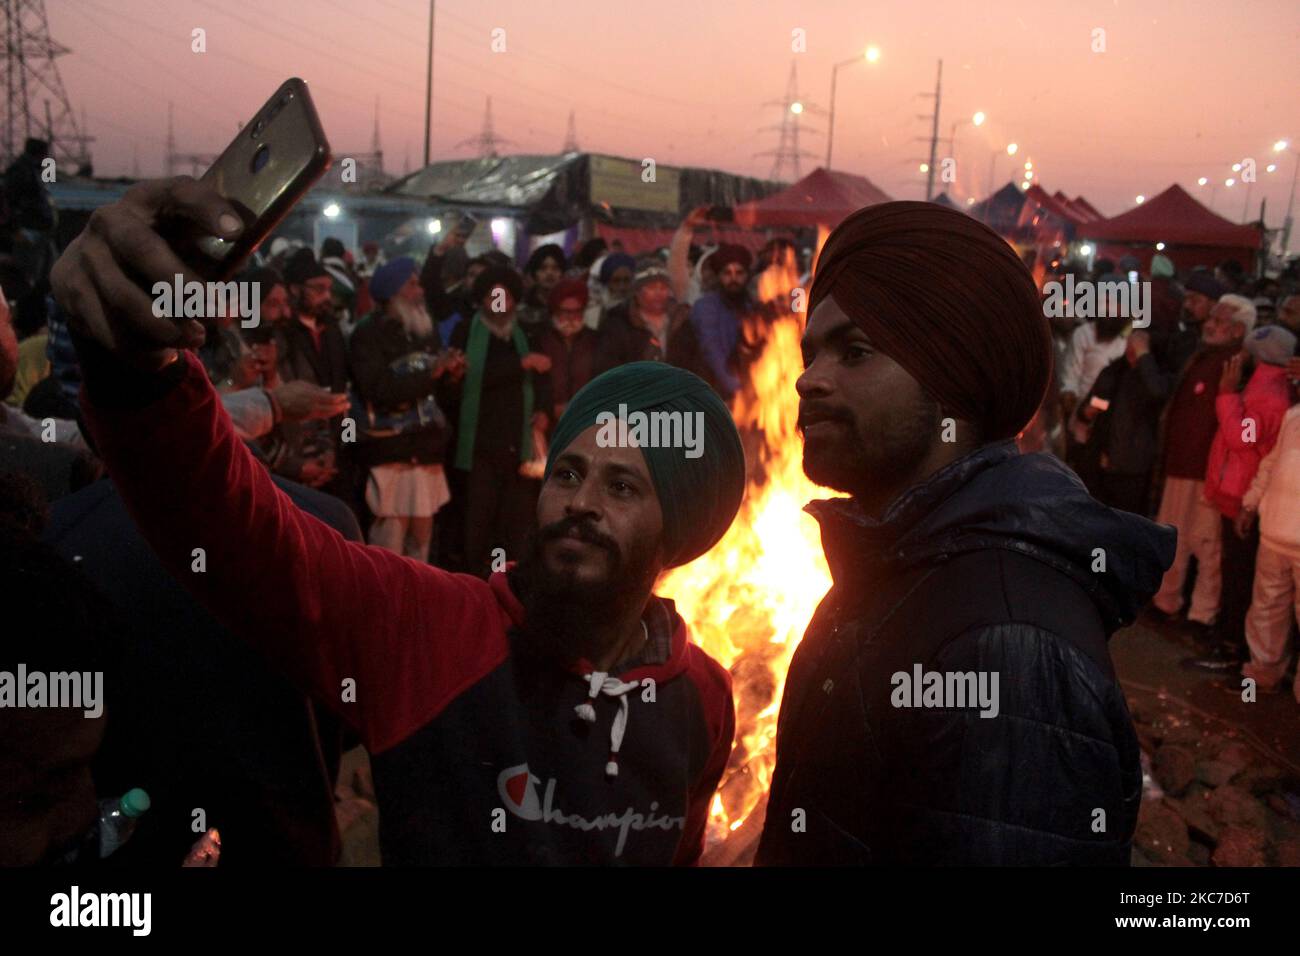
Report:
1,147,1298,868
1039,252,1300,695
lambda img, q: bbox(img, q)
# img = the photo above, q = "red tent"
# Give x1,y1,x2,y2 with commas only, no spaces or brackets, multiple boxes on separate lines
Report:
1078,184,1261,272
734,167,892,229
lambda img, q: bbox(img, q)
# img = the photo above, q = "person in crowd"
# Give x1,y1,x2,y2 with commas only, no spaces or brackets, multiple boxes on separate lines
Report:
420,222,472,326
0,474,110,867
1147,253,1182,354
1238,399,1300,704
319,237,358,336
517,244,567,327
1187,324,1297,670
445,265,552,576
1150,294,1257,633
349,257,464,559
570,237,608,278
601,265,710,383
1278,294,1300,338
1154,273,1225,378
355,241,385,280
1079,329,1168,514
756,201,1173,866
0,288,99,501
44,455,364,867
533,277,601,425
280,247,350,495
2,138,57,287
1061,305,1131,492
48,175,746,863
584,252,636,330
689,243,755,401
1214,259,1245,295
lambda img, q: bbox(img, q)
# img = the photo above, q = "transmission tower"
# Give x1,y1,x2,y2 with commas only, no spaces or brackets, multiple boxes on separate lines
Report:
455,96,514,158
164,102,216,178
755,61,818,182
562,109,579,152
1,0,94,171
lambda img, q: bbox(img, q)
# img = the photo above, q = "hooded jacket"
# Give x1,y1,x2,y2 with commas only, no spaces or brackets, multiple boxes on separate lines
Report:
756,440,1175,866
1204,362,1291,519
77,348,734,866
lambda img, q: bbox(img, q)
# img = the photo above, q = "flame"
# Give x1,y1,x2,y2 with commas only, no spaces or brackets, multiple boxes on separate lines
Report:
661,239,837,848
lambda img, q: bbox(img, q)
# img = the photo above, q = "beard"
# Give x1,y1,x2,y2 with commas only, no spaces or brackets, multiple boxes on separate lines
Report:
511,514,660,666
801,390,943,503
392,297,434,340
720,281,748,308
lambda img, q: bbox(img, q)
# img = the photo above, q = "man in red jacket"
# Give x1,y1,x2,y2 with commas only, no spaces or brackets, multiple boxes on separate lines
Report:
49,177,743,865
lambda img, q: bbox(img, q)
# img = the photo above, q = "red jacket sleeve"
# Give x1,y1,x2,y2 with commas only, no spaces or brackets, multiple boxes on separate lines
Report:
673,644,735,865
81,352,508,754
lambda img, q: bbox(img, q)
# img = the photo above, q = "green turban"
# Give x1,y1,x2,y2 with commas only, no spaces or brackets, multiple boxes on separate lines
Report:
545,362,745,568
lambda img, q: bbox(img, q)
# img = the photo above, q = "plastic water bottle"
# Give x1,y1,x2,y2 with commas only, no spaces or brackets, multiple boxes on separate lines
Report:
97,788,151,858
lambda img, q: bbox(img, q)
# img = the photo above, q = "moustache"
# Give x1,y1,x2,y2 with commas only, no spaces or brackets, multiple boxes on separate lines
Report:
797,403,854,433
539,515,620,555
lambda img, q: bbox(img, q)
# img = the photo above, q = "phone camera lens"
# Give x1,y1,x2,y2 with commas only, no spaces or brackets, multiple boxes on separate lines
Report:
250,144,270,174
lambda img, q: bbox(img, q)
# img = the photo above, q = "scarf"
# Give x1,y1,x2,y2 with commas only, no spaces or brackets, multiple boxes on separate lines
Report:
455,311,534,469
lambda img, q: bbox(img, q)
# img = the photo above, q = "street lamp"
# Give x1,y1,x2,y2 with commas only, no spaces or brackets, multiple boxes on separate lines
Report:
946,110,987,196
985,142,1019,201
825,46,880,170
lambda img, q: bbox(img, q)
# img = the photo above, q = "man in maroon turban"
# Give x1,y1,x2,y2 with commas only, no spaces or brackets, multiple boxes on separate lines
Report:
757,201,1176,866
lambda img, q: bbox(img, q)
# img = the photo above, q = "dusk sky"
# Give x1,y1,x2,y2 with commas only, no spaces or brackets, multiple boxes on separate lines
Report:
50,0,1300,233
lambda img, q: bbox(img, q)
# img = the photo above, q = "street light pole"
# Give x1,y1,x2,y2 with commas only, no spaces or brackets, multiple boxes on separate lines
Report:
423,0,435,168
825,47,878,171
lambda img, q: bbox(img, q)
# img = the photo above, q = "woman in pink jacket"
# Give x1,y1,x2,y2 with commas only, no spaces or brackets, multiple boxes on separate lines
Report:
1199,325,1298,666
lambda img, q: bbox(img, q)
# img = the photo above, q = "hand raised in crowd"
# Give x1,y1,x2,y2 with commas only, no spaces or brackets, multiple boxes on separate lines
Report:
1218,351,1245,393
273,380,350,423
49,176,243,371
520,352,552,374
1125,330,1150,365
683,204,711,229
1233,507,1257,539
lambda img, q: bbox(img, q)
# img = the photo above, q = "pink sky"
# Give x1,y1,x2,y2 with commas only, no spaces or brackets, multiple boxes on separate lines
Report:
50,0,1300,243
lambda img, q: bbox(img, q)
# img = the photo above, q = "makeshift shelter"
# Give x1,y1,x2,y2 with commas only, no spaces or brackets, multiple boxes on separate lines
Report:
968,182,1028,236
386,152,782,254
733,167,892,230
1077,184,1262,273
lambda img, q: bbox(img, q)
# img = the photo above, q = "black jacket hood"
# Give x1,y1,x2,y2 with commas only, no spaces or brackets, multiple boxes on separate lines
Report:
807,440,1177,634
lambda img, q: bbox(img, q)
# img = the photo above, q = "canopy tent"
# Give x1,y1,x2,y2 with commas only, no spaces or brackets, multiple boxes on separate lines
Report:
734,167,892,229
968,182,1027,235
1077,184,1262,272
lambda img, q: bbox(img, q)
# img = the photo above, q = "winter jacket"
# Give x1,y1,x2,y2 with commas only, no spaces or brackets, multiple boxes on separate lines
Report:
1204,362,1292,518
76,347,735,865
346,310,449,469
1087,352,1169,476
1243,405,1300,560
756,441,1175,866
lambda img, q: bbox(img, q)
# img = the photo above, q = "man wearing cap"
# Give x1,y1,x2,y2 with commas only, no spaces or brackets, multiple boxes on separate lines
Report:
1188,322,1296,671
755,201,1175,866
584,251,636,331
1150,294,1257,632
600,265,709,382
1155,271,1225,378
688,243,755,401
533,277,602,424
348,256,465,559
49,176,745,865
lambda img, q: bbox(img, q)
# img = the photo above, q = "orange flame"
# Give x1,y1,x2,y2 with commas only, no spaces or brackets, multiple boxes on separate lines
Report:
661,239,838,851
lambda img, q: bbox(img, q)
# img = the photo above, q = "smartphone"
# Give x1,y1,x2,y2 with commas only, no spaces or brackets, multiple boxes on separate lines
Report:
164,78,331,280
454,214,479,240
705,205,735,223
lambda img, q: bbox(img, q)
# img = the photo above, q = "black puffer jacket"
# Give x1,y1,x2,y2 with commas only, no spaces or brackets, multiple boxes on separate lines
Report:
755,440,1175,866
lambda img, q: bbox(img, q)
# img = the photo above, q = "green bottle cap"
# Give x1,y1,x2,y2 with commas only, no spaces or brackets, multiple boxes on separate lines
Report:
120,788,151,818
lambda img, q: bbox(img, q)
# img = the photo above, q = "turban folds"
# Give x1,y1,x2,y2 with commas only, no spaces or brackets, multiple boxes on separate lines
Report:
547,277,590,312
709,243,753,274
545,362,745,568
369,256,417,302
809,201,1051,441
599,253,637,285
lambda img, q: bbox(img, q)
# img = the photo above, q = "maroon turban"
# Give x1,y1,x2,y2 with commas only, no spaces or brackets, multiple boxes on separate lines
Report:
709,243,753,274
547,276,590,312
809,201,1051,441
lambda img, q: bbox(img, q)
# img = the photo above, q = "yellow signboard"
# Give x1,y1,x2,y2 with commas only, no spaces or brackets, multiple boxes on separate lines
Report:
589,155,680,214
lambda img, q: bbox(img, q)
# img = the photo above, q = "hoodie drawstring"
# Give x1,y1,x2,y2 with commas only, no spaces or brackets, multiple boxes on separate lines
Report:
573,623,647,778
